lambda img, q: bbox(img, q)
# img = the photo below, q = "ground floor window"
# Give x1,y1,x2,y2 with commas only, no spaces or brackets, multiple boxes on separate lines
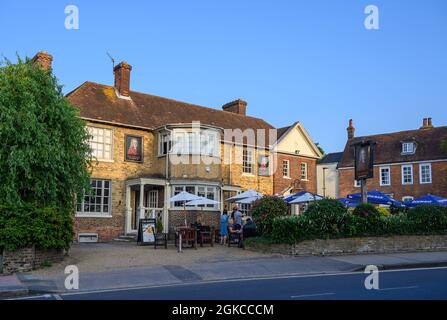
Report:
171,185,220,209
239,203,251,216
76,179,111,216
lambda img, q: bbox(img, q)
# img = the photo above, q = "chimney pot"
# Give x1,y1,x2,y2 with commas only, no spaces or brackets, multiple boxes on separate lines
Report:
32,51,53,71
428,117,433,127
347,119,355,139
222,99,247,115
114,61,132,98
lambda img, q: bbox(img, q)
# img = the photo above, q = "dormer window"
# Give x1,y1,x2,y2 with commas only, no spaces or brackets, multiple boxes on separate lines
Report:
401,142,415,155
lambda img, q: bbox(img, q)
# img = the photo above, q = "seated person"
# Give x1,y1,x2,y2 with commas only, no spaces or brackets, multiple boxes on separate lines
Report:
228,218,242,233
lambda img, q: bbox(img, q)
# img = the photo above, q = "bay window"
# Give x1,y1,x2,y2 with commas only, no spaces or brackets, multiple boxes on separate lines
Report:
171,185,220,209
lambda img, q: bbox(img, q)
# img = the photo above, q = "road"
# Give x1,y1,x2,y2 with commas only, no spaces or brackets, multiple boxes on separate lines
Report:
15,266,447,300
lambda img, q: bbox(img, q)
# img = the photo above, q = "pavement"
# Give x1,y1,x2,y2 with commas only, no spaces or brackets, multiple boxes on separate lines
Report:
2,243,447,299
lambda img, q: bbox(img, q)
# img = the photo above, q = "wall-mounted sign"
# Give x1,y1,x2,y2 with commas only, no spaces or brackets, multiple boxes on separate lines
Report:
137,218,156,245
258,155,270,176
353,140,375,180
125,135,143,162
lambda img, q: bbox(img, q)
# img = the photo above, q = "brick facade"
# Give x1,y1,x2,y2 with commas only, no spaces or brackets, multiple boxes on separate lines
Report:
339,161,447,201
273,153,317,195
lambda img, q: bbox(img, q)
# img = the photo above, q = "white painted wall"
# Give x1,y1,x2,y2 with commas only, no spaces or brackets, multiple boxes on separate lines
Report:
316,162,339,198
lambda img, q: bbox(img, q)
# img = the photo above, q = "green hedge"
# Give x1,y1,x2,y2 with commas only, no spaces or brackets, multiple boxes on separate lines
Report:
272,201,447,244
0,204,73,251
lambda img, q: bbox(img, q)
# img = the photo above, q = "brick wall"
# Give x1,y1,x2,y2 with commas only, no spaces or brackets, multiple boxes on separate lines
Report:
2,246,65,274
273,153,317,195
339,161,447,200
168,210,220,237
247,235,447,256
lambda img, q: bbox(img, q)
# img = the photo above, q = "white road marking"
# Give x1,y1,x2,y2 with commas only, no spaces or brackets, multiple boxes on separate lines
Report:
378,286,419,291
291,292,335,298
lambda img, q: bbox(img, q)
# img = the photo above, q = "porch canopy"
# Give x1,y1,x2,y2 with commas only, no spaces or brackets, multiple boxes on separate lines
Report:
347,190,404,207
226,189,263,203
406,194,447,208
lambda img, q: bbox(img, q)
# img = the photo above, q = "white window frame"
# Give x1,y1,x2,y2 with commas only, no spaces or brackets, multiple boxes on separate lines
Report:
379,166,391,186
170,185,220,210
354,179,361,188
170,129,220,157
242,147,254,175
402,142,415,155
419,163,432,184
401,165,414,185
87,126,113,161
283,160,290,178
300,163,308,180
158,132,172,156
76,179,112,217
402,196,414,203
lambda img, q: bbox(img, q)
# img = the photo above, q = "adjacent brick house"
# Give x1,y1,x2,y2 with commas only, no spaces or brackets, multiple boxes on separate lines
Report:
30,52,321,241
272,123,322,196
338,119,447,202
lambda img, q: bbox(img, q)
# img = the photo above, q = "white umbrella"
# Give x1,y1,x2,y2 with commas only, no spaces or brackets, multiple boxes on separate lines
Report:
289,192,323,204
227,189,263,202
235,196,262,204
185,197,220,206
169,191,202,226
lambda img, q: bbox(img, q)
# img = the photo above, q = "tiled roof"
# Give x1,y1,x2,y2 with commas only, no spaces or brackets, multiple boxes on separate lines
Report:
338,126,447,168
67,82,275,143
318,152,343,164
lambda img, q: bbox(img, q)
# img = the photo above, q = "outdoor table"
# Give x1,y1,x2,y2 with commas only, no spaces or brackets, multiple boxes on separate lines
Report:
175,226,197,251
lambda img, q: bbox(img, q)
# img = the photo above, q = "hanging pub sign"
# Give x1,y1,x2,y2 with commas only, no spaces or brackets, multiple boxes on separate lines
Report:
137,218,156,245
258,155,270,176
353,140,375,180
125,135,143,162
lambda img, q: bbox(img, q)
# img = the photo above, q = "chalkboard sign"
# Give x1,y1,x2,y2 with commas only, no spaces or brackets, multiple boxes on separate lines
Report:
137,218,156,245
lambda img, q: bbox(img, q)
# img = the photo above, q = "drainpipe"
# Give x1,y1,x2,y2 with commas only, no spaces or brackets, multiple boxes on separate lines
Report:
163,126,173,234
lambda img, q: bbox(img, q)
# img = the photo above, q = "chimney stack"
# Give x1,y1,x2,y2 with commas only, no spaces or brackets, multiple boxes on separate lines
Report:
347,119,355,139
114,61,132,98
32,51,53,71
421,118,428,128
427,117,433,128
222,99,247,116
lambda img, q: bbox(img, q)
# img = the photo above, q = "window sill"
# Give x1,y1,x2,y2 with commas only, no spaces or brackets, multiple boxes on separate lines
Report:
380,184,391,187
301,179,309,182
283,176,291,179
242,173,255,177
402,183,414,185
169,208,221,212
76,214,113,218
420,181,432,185
94,159,114,163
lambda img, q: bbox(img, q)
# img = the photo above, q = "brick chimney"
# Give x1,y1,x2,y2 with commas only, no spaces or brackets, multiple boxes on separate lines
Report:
421,118,428,129
427,117,433,128
32,51,53,71
114,61,132,98
222,99,247,115
347,119,355,139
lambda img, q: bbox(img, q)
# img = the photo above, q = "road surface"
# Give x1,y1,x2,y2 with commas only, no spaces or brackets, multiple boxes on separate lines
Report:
14,266,447,300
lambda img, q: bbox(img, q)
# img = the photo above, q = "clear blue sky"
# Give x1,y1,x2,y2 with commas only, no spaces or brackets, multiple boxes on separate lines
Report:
1,0,446,153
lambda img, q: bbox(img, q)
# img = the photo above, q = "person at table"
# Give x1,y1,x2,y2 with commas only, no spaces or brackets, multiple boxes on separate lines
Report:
220,209,229,245
233,205,243,231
